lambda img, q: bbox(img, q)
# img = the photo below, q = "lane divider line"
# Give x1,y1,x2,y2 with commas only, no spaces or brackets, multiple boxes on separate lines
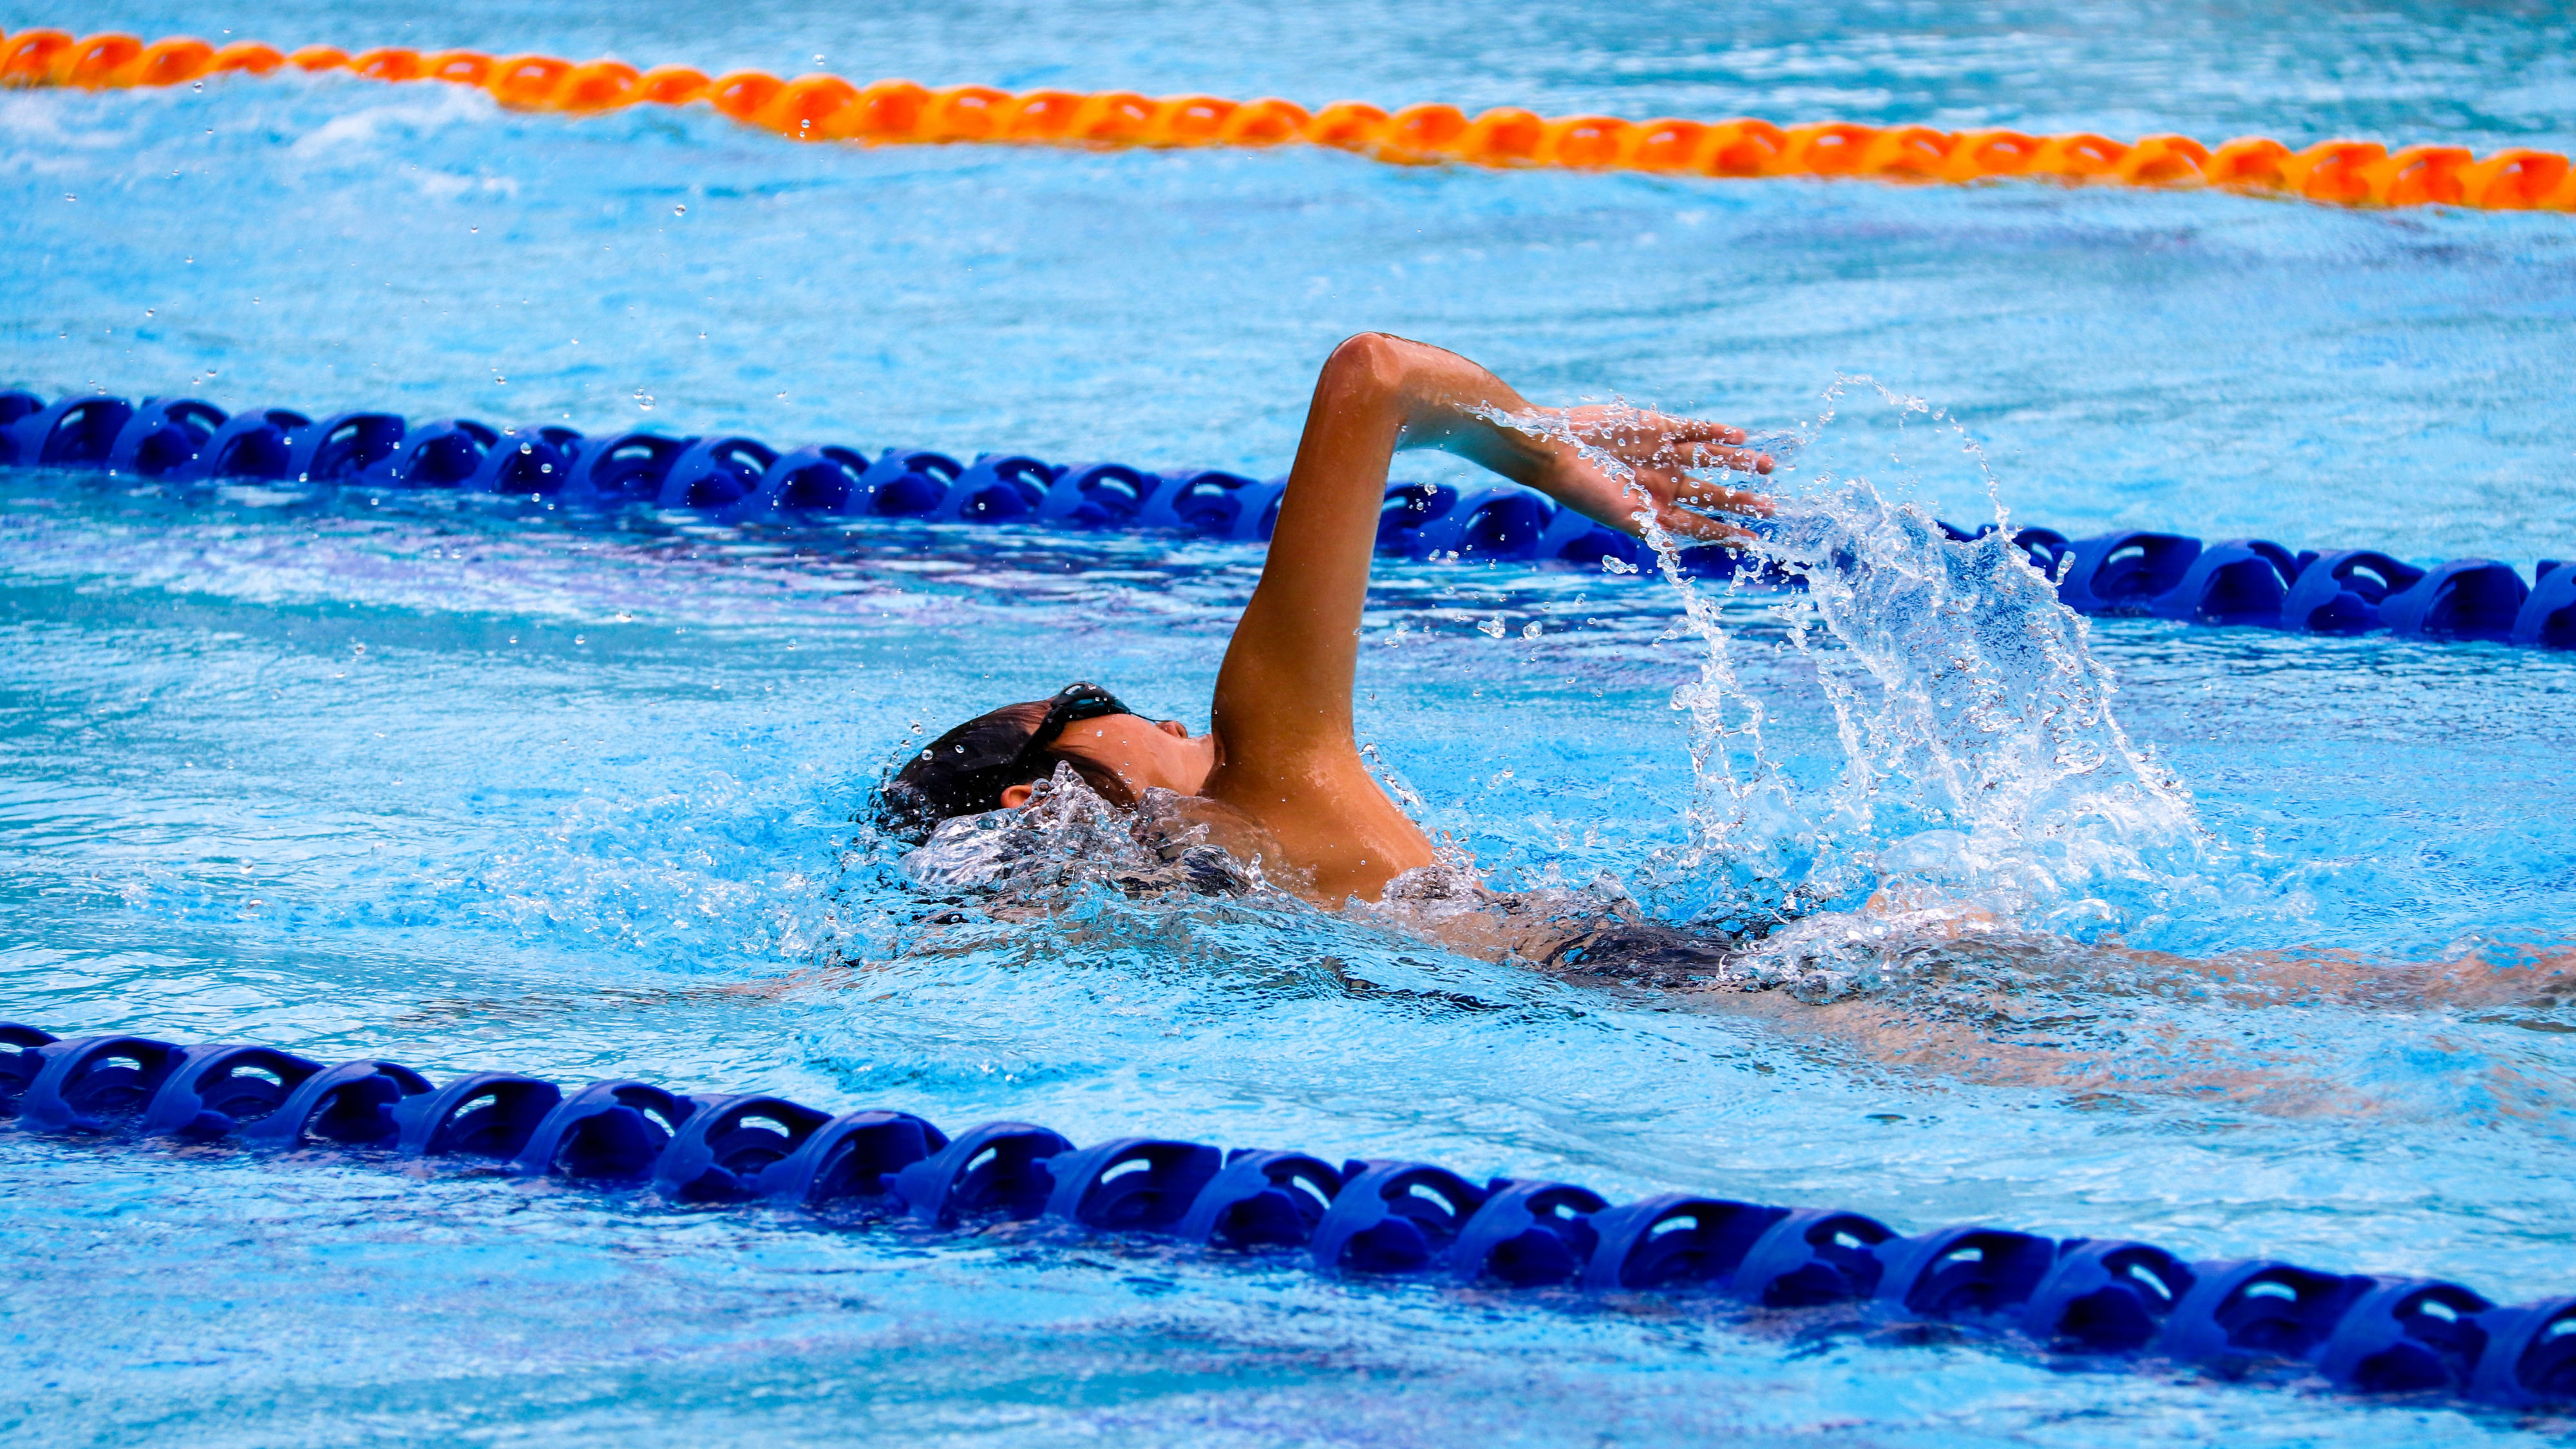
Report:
2,26,2570,211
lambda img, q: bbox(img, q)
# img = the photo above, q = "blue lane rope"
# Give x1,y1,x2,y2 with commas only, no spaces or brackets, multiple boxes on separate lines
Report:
3,1019,2571,1407
4,389,2572,648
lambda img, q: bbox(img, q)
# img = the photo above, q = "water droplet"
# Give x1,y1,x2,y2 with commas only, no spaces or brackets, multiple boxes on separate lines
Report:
1522,621,1543,639
1478,616,1506,638
673,204,686,216
469,225,478,233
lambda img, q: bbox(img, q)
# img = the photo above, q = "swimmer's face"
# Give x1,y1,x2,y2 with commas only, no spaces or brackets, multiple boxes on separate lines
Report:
998,713,1215,809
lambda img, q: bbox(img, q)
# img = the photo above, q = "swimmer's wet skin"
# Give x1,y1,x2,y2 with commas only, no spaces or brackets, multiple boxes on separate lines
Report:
881,332,1772,904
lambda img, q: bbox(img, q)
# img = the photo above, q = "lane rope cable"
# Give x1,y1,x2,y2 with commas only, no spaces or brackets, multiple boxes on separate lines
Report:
1,26,2571,213
3,1018,2571,1408
6,388,2571,650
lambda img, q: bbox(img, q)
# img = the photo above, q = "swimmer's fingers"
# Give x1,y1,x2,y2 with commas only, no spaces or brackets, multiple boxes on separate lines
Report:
1600,415,1774,476
1671,476,1774,517
1648,502,1759,547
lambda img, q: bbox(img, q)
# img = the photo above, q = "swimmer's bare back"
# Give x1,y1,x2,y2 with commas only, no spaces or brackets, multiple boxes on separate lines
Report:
999,334,1774,904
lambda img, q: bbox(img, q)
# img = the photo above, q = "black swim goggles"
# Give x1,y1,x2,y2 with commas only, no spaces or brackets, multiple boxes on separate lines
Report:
1016,681,1136,771
873,681,1139,840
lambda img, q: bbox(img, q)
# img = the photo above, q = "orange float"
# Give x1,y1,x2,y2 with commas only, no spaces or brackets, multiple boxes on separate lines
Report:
486,55,573,108
1150,95,1237,145
635,66,708,105
1459,108,1546,164
287,46,348,73
1542,116,1636,169
351,48,421,83
842,79,930,139
1774,122,1879,176
2029,132,2128,180
2366,144,2472,207
1068,91,1157,144
704,71,785,124
421,50,492,86
2204,137,2294,189
126,37,216,87
999,90,1087,142
920,85,1010,141
59,33,144,87
1942,130,2041,181
2280,140,2386,204
1701,118,1788,176
1218,97,1311,146
2461,149,2569,210
551,61,640,111
1627,118,1710,171
1304,100,1392,151
753,75,861,138
2114,135,2210,185
206,41,286,76
1,29,74,85
1381,102,1470,158
1861,126,1955,178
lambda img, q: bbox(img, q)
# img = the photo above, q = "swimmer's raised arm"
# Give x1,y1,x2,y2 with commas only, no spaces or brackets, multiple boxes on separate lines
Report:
1202,333,1772,902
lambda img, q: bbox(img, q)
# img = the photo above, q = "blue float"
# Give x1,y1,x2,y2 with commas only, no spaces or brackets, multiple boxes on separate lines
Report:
854,448,963,516
2316,1278,2495,1394
1441,1178,1606,1286
1732,1207,1896,1307
2145,539,2299,627
890,1120,1074,1226
2054,532,2202,614
241,1058,434,1150
657,435,777,510
1039,1137,1224,1232
105,397,228,477
509,1079,696,1181
2020,1239,2197,1353
1308,1159,1486,1274
1873,1224,2060,1327
2159,1260,2375,1368
138,1043,324,1141
392,1071,563,1159
1579,1193,1788,1292
759,1108,949,1209
0,1023,59,1118
1169,1148,1341,1249
285,411,407,482
2514,561,2576,650
2380,559,2531,643
648,1094,833,1203
16,1034,186,1134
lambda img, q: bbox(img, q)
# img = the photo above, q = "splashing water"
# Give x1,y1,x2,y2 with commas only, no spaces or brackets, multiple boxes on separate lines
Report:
1496,380,2210,952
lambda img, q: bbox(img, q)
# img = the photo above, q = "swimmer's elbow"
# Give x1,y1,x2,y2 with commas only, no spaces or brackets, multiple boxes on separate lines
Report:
1321,332,1413,402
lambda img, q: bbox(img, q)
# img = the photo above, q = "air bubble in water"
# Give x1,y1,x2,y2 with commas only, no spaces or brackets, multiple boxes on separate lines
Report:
673,204,686,216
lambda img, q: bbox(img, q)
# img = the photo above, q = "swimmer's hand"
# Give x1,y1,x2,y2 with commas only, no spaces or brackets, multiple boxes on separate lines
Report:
1535,405,1774,545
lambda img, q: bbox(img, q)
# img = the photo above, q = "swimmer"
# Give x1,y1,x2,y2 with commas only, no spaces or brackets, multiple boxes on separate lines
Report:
874,333,1774,916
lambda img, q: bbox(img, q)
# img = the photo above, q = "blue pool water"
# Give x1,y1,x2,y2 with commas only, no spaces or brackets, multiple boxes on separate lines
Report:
5,1,2576,1443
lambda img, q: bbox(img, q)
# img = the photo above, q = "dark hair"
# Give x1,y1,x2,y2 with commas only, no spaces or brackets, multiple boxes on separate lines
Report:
871,683,1137,842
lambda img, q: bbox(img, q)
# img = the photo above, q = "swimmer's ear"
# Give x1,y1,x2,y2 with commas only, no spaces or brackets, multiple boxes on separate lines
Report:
999,783,1036,809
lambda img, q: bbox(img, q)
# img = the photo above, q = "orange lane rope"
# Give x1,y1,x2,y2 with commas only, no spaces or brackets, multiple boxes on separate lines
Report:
5,27,2571,213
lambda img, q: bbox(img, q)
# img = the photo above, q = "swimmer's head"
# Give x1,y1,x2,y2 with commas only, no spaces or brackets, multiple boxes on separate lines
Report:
874,681,1216,841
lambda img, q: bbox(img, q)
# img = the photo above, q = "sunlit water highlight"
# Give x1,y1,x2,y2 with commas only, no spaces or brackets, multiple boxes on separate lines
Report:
5,2,2576,1444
